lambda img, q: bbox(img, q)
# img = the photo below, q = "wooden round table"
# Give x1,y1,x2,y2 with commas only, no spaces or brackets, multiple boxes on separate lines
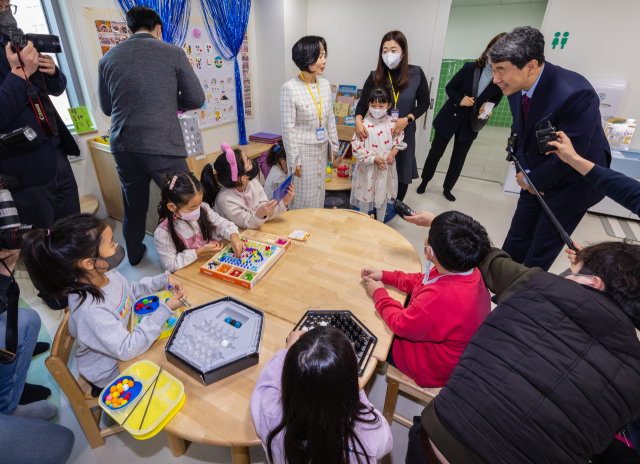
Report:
122,209,421,463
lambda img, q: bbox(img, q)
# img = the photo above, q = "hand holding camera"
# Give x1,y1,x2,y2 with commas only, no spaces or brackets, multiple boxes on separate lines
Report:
5,41,38,79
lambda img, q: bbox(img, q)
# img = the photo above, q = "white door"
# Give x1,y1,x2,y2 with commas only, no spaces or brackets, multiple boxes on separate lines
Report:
306,0,451,166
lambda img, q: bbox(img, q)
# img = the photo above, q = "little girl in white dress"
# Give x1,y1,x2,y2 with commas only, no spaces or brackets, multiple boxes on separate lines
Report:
350,86,407,221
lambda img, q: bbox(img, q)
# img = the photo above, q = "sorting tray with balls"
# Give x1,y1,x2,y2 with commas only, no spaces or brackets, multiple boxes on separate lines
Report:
99,360,185,439
165,296,264,386
200,231,292,289
292,311,377,377
131,290,183,340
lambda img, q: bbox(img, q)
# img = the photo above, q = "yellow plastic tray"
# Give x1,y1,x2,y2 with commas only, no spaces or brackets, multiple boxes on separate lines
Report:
100,361,185,439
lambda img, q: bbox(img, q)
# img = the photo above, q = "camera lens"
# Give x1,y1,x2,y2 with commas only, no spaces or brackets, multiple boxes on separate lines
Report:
27,33,62,54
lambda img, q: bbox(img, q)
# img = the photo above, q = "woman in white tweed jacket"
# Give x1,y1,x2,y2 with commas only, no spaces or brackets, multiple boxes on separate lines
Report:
280,36,339,210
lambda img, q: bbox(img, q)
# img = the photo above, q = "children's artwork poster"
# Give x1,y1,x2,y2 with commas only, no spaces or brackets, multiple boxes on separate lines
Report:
94,19,132,56
180,26,254,129
240,31,253,119
68,106,95,133
605,118,637,150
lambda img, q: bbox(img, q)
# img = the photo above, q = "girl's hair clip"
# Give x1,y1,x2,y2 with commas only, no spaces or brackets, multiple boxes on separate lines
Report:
169,176,178,190
222,142,237,181
273,145,281,153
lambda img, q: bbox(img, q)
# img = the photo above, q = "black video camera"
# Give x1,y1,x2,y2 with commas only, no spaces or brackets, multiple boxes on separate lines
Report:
389,196,415,220
0,26,61,54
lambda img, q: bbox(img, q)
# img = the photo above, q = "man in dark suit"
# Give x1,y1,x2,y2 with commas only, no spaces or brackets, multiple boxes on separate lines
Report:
0,8,80,229
98,6,204,265
488,27,609,271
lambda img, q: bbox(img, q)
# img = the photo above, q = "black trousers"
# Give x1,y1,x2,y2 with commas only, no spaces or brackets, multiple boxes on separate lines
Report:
13,148,80,229
421,130,474,192
502,190,587,272
112,151,189,263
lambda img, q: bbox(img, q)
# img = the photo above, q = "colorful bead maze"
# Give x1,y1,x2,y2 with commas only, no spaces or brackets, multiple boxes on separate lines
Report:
200,232,292,289
132,290,181,340
292,311,378,376
103,376,140,409
165,296,264,385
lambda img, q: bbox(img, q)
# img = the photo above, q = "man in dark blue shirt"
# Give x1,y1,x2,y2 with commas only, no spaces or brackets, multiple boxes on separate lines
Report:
0,6,79,229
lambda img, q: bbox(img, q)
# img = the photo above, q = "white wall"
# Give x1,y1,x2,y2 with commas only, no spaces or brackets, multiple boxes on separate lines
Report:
57,0,263,218
305,0,451,165
541,0,640,150
443,3,547,60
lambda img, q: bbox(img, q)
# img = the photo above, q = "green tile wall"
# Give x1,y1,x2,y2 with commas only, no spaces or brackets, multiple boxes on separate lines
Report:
430,59,512,141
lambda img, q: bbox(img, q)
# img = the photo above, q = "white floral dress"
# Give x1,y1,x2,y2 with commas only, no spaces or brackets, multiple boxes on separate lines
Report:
350,114,407,216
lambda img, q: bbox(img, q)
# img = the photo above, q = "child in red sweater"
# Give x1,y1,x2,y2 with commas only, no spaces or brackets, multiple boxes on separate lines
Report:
362,211,491,387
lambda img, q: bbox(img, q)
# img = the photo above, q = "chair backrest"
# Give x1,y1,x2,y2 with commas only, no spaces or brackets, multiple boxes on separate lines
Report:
50,311,74,365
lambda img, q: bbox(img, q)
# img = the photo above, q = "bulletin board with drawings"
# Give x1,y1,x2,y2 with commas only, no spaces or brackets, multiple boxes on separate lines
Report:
84,8,254,134
180,26,254,129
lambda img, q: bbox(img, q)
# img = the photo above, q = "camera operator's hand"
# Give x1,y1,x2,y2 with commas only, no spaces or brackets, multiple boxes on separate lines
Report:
6,42,39,79
405,211,436,227
0,250,20,277
38,54,56,76
546,131,595,176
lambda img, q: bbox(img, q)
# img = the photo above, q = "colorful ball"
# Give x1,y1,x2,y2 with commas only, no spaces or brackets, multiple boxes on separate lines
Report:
121,400,127,406
112,391,119,398
110,386,116,393
106,395,112,401
143,299,149,304
128,380,134,388
105,400,111,405
123,384,129,392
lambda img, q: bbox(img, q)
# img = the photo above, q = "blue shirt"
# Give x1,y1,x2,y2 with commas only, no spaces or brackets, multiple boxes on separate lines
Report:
521,64,545,99
477,63,494,97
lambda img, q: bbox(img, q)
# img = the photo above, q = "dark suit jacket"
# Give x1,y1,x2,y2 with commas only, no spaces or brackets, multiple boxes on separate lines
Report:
0,45,78,187
432,62,503,143
509,62,610,212
98,33,205,157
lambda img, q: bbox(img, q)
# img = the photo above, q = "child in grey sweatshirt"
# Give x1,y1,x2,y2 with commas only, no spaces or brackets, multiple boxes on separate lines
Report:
68,270,175,388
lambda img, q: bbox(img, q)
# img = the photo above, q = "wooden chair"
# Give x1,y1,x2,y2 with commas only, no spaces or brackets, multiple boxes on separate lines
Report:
46,312,123,448
382,365,442,427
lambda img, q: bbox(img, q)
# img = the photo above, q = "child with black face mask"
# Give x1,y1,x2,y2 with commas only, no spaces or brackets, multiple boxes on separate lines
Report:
21,214,186,397
201,143,294,229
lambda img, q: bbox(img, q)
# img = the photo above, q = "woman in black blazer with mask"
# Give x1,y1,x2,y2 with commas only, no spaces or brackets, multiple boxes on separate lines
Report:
417,33,505,201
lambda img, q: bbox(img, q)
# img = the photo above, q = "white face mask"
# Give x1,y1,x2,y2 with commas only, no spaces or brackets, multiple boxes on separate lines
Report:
383,52,402,69
369,107,387,119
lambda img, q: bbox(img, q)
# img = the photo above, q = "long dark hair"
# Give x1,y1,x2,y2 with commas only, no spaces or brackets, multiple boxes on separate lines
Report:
201,148,246,206
21,214,109,305
476,32,506,67
157,171,216,253
266,327,380,464
266,141,286,168
374,30,410,92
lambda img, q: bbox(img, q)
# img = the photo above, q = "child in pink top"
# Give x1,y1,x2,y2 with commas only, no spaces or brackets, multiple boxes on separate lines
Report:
250,327,392,464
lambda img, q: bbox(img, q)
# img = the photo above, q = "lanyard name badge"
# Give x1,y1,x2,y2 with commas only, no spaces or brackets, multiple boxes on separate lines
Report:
388,70,400,120
301,73,325,141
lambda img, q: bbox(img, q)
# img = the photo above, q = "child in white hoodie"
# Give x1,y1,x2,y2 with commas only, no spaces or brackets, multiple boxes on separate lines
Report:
154,170,245,273
201,143,294,230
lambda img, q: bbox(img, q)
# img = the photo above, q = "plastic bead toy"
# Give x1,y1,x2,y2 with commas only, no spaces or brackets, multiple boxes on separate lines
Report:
102,376,142,410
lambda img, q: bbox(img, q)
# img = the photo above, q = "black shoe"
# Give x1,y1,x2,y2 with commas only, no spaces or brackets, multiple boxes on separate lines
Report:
416,180,428,194
19,383,51,405
33,342,50,357
130,244,147,267
443,190,456,202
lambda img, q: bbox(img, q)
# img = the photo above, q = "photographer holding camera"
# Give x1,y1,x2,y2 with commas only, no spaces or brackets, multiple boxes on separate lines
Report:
0,1,80,230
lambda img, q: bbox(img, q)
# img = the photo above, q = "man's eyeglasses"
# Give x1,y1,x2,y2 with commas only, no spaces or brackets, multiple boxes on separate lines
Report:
1,4,17,15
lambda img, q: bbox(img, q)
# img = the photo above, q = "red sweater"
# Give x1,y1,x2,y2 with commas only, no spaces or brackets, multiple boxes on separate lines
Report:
373,268,490,387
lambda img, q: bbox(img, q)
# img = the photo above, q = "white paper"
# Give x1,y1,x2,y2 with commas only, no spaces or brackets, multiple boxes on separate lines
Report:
480,102,495,119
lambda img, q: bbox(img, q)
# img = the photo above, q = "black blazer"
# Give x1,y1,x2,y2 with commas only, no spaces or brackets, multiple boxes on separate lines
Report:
432,62,503,143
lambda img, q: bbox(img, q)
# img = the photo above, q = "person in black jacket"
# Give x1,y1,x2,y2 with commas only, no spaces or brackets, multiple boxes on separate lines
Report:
547,130,640,216
417,34,505,201
407,210,640,464
0,8,80,229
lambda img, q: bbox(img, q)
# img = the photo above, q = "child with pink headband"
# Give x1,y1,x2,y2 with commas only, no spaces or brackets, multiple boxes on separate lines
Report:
201,143,294,229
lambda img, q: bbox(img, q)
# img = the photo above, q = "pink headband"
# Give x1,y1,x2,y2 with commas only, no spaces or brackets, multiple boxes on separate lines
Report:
222,142,237,182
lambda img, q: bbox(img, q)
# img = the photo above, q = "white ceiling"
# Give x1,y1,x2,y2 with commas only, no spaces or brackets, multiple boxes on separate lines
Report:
451,0,547,7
